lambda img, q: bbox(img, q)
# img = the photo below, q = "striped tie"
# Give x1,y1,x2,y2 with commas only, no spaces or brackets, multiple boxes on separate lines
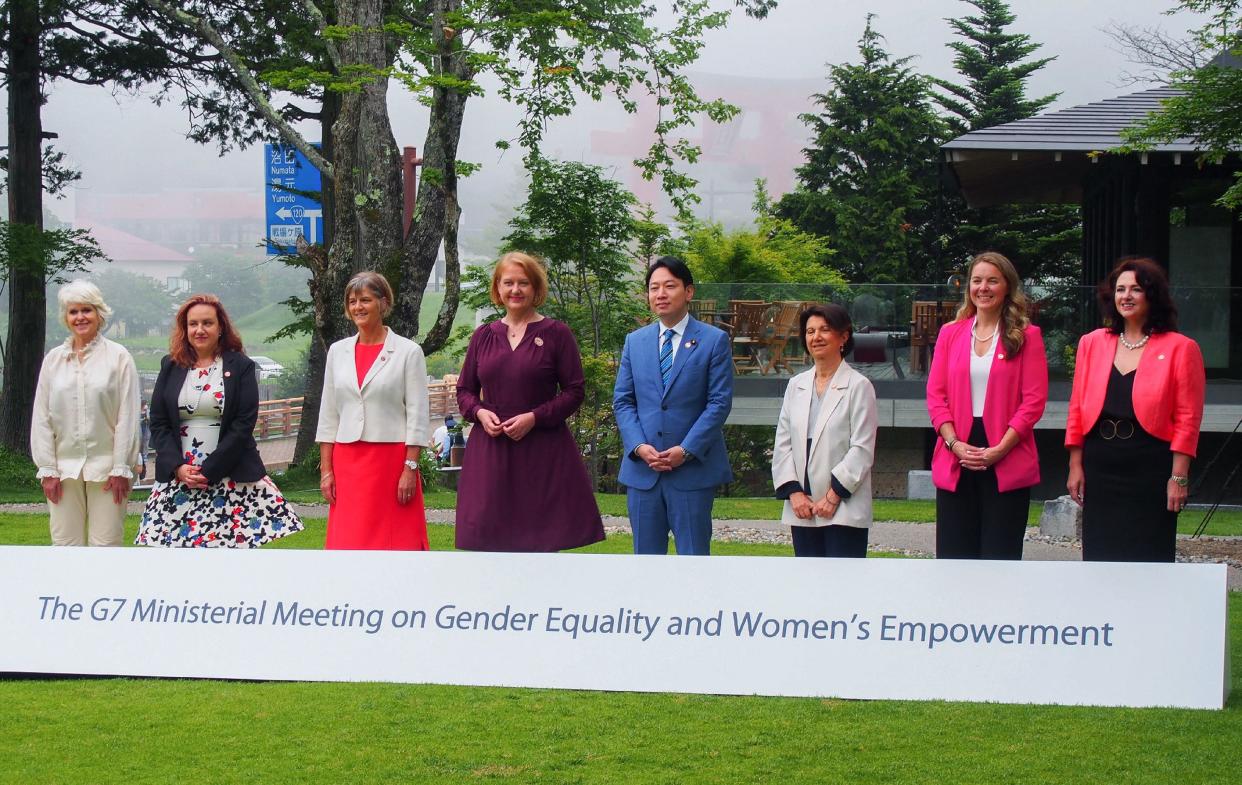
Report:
660,328,675,389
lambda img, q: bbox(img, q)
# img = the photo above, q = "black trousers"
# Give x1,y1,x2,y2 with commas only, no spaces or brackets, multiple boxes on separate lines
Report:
935,418,1030,560
792,524,868,558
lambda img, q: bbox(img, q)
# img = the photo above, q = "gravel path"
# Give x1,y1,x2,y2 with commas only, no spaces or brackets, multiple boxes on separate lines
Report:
5,502,1237,590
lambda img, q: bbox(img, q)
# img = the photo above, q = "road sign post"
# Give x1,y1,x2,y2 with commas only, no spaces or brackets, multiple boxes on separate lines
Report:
265,143,324,255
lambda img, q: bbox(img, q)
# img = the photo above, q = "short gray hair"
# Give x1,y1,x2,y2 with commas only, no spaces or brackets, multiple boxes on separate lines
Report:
343,271,394,318
58,280,113,329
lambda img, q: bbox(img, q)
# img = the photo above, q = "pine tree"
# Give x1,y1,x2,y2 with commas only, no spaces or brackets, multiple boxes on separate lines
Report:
932,0,1058,135
776,16,945,283
933,0,1081,284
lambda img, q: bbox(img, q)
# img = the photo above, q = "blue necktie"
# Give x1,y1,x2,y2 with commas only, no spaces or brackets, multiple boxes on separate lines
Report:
660,328,675,389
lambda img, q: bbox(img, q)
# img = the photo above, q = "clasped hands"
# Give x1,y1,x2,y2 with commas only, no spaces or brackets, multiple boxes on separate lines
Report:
634,444,687,472
175,463,210,490
950,440,1003,471
790,490,839,520
476,409,535,442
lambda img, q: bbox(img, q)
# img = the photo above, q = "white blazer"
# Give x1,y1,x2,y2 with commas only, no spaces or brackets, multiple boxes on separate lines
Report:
771,361,878,529
316,328,431,446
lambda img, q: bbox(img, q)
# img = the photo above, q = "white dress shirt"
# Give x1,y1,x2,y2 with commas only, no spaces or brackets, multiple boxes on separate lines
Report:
31,334,141,481
655,312,691,367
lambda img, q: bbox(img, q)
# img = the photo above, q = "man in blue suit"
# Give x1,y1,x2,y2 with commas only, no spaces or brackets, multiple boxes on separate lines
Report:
614,256,733,555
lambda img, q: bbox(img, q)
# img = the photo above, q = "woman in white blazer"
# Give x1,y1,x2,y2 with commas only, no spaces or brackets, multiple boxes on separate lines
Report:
772,303,878,558
316,272,432,550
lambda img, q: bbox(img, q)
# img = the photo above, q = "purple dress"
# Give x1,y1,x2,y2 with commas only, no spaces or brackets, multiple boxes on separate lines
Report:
455,318,605,552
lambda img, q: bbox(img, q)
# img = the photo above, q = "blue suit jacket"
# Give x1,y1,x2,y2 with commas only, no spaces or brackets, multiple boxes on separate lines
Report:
613,316,733,491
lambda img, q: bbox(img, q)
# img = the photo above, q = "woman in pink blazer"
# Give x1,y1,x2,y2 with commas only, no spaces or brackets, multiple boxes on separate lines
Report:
926,252,1048,559
1065,258,1205,562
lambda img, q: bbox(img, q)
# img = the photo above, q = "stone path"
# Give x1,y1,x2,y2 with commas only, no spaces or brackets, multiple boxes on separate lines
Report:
5,502,1237,590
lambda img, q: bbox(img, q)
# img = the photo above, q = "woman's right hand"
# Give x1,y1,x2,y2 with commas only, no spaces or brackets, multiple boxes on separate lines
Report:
175,463,208,490
320,471,336,505
476,408,504,437
790,491,813,520
41,477,63,505
1066,463,1085,507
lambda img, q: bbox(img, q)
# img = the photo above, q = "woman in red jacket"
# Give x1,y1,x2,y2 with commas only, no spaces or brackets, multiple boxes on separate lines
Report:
926,252,1048,559
1065,258,1205,562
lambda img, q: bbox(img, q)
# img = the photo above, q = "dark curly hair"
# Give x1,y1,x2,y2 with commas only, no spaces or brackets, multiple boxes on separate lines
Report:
800,303,855,357
1097,257,1178,334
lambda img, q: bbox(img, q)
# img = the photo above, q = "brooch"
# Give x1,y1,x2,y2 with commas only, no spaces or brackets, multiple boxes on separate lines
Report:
534,337,544,347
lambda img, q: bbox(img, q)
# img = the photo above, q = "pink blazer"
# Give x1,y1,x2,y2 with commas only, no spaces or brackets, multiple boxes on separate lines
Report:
1064,329,1205,457
926,320,1048,493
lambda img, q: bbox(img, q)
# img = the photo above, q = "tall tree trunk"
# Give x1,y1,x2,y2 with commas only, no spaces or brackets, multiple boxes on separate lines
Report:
291,89,341,467
392,0,468,349
1,0,46,457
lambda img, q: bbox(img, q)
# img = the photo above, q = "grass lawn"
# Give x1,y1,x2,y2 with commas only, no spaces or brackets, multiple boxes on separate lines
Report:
0,514,1238,784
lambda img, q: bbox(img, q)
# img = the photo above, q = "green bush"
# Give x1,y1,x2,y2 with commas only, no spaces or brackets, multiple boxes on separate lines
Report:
0,446,40,491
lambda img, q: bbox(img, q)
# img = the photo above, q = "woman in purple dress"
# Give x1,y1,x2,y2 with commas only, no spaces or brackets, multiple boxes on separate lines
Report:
455,252,605,551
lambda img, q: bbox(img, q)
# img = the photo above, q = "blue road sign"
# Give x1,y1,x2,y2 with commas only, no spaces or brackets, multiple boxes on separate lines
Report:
265,143,323,255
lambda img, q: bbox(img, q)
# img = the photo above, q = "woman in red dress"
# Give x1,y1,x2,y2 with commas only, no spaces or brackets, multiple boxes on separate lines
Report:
455,252,604,551
316,272,431,549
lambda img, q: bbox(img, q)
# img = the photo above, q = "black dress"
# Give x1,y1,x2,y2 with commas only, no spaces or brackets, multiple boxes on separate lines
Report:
1081,366,1177,562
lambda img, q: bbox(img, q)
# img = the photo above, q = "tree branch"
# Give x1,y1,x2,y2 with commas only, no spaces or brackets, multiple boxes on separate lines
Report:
300,0,341,71
142,0,335,178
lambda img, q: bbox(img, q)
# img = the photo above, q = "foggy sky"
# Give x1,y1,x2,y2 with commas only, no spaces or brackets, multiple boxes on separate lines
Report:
3,0,1202,241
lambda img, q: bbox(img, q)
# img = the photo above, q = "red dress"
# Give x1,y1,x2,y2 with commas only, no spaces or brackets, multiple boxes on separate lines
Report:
324,341,429,551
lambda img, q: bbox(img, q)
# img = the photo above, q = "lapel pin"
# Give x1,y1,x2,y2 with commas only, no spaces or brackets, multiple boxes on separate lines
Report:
534,337,544,347
685,339,697,349
224,371,231,378
997,353,1005,360
1158,354,1165,360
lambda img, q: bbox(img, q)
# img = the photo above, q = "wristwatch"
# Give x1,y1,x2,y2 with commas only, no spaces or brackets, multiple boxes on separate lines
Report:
1170,474,1189,488
403,459,419,472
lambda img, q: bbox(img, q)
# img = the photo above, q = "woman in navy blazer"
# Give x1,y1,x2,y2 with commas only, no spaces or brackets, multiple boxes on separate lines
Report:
137,294,302,547
925,252,1048,559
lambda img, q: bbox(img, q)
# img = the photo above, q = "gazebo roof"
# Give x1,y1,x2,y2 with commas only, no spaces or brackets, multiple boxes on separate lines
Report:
942,87,1197,153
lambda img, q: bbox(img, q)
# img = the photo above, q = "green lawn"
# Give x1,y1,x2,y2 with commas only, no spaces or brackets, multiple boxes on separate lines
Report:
0,515,1238,784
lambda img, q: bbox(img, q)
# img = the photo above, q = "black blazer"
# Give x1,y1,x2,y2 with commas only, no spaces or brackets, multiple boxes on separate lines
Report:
150,351,266,484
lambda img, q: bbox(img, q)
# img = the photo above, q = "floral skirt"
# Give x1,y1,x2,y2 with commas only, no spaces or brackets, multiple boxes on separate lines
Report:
136,476,304,548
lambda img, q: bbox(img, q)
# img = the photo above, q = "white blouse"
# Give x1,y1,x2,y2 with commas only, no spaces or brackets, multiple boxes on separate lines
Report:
969,319,998,418
30,334,141,482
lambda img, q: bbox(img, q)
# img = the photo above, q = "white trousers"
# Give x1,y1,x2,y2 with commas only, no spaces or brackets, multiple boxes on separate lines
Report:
47,478,126,546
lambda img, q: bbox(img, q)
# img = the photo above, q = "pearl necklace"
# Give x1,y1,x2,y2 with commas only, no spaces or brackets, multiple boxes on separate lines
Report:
1119,332,1150,350
971,323,998,343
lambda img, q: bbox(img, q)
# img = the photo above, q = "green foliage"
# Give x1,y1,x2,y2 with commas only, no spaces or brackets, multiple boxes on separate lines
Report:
776,16,945,283
1122,1,1242,209
0,446,40,493
0,220,104,286
90,269,177,338
682,181,844,289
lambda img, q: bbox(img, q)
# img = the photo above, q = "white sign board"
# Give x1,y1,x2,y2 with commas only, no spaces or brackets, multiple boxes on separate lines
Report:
0,547,1228,709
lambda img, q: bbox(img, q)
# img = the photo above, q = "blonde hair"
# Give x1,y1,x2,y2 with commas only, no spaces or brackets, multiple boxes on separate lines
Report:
343,271,394,319
955,251,1031,355
489,252,548,309
59,280,113,330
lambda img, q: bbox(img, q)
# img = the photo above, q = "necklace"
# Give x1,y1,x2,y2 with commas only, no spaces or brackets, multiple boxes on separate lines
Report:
507,314,536,338
1119,332,1150,350
971,323,998,342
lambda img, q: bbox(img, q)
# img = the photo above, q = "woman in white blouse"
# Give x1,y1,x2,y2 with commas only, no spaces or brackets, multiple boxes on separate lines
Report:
31,280,140,546
772,304,878,557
